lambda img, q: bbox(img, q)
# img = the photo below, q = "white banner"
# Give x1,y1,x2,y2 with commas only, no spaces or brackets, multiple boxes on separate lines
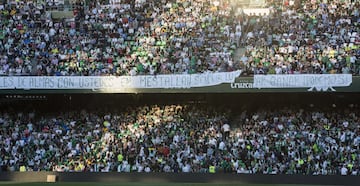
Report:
0,71,241,90
254,74,352,91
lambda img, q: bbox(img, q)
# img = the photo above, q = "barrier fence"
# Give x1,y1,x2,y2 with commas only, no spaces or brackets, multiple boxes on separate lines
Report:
0,172,359,185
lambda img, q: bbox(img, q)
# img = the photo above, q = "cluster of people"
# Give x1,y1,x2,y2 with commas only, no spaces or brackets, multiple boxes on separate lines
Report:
0,0,240,76
240,0,360,75
0,0,358,76
0,104,359,175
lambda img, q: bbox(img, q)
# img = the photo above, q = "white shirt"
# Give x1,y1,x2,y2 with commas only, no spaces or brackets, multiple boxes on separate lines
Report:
144,166,151,172
209,138,217,146
222,124,230,132
219,141,226,151
182,164,191,173
341,167,348,175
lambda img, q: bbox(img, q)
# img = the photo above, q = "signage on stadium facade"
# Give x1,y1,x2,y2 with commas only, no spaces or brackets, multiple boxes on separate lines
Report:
230,79,254,89
254,74,352,91
0,70,241,90
0,73,358,93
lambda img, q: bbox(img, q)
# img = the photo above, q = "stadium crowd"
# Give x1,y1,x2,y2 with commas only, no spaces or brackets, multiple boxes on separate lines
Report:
0,0,240,76
0,0,359,76
240,0,360,75
0,104,359,175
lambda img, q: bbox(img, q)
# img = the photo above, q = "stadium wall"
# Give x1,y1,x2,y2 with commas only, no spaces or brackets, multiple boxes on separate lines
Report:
0,172,359,185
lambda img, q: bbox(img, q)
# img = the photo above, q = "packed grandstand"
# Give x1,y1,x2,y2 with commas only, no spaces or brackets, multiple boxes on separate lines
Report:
0,0,359,177
0,0,358,76
0,102,359,175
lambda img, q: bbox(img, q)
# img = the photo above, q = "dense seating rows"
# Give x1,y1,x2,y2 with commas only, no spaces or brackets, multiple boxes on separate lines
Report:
240,0,360,75
0,0,359,76
0,104,359,174
0,0,240,76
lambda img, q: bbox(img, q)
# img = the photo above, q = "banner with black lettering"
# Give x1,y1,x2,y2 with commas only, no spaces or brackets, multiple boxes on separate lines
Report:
0,71,241,90
254,74,352,91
